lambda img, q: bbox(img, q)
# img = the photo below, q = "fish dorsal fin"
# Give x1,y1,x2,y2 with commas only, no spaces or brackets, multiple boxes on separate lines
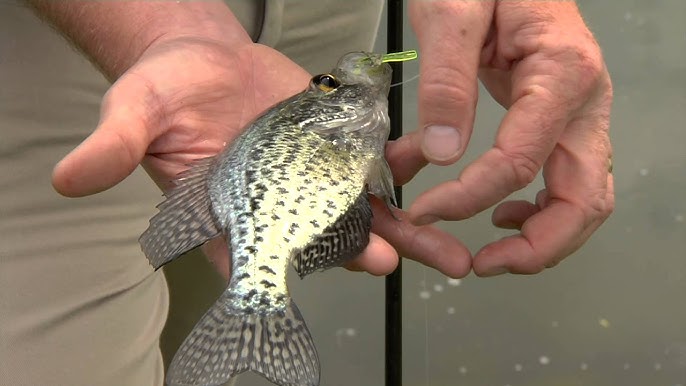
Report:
292,193,372,278
139,156,222,269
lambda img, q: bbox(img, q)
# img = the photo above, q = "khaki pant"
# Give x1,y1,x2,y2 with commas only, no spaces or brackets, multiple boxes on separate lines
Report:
0,1,383,385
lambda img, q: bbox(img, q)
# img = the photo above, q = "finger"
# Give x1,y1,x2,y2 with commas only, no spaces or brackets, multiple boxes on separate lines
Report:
491,200,540,230
52,76,162,197
202,237,232,280
344,233,399,276
409,0,494,165
369,197,472,279
409,52,590,225
492,189,548,229
385,131,426,186
473,116,614,276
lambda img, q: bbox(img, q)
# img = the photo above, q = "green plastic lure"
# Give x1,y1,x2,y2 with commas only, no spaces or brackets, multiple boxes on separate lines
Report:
380,50,418,63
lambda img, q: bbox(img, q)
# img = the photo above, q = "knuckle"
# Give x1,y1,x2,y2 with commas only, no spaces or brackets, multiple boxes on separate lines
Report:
421,64,477,111
498,147,541,188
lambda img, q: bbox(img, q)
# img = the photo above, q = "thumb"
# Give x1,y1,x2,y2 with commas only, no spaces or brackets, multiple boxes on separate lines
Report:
52,77,159,197
409,0,494,165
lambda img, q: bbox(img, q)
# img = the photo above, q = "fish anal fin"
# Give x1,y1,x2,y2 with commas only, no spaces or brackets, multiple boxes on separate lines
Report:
292,193,372,279
139,156,221,269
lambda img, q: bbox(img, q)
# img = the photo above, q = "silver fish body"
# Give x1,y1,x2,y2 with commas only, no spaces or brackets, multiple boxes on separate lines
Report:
140,52,396,386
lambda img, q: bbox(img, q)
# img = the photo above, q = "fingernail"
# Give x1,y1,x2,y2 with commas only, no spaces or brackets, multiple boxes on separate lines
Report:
422,125,461,161
413,214,440,226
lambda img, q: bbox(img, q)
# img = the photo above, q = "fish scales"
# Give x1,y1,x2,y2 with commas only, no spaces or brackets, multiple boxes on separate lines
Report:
140,51,397,386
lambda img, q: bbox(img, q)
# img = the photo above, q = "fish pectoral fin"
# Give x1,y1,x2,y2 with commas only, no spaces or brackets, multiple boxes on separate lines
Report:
166,292,320,386
367,157,400,220
139,156,221,269
292,193,372,278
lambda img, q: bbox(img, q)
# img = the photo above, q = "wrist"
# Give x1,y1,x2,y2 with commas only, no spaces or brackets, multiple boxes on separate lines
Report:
27,1,252,80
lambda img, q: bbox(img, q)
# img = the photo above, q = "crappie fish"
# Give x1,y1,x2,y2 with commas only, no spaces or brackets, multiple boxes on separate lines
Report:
140,51,397,386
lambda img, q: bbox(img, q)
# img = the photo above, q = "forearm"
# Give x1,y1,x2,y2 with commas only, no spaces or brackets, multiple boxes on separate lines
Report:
26,0,252,81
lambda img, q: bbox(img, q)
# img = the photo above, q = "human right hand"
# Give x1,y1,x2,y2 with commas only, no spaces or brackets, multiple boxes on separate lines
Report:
387,0,614,276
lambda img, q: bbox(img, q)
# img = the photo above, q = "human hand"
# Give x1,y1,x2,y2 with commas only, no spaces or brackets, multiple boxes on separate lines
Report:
387,0,614,276
51,36,469,279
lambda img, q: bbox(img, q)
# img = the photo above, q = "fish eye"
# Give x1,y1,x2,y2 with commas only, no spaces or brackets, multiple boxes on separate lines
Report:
312,74,340,92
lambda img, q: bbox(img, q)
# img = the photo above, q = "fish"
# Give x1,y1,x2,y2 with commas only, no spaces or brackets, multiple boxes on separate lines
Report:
139,51,401,386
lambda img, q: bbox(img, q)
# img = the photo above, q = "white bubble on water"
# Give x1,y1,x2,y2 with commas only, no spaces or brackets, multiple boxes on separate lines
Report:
639,168,649,176
419,290,431,300
539,356,551,365
654,362,662,371
623,363,631,370
458,366,468,375
514,363,523,372
580,362,589,371
624,11,633,21
551,321,559,328
345,328,357,337
599,318,611,328
447,278,462,287
447,307,456,315
675,214,684,223
433,284,444,293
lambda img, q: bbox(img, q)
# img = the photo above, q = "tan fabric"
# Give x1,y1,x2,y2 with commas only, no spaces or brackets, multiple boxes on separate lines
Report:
0,0,383,385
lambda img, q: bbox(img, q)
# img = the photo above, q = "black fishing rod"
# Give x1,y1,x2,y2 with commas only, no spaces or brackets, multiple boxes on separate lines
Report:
385,1,403,386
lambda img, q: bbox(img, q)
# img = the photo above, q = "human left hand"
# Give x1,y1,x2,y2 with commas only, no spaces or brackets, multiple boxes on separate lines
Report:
386,0,614,276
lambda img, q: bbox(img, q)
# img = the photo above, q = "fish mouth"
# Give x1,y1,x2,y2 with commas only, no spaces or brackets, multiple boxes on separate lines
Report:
334,50,418,85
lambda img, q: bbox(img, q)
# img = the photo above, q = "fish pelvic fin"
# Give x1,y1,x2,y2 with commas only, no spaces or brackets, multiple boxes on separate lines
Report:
166,291,320,386
368,157,399,220
139,156,222,269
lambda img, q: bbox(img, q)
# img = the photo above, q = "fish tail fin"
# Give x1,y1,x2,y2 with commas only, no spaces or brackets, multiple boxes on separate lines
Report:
166,292,320,386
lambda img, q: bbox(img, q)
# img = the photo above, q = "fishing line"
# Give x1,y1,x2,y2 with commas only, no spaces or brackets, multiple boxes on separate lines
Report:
390,73,420,88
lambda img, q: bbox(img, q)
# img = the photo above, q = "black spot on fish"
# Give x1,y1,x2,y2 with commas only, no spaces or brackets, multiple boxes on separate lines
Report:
271,214,281,221
327,200,336,209
259,297,271,306
317,186,328,192
310,219,320,228
295,195,305,203
276,200,285,206
297,171,307,177
243,289,257,300
288,208,298,215
277,187,288,194
270,255,279,260
255,236,263,242
259,265,277,275
245,246,257,254
237,273,251,280
323,209,333,218
283,237,290,243
331,180,340,186
260,280,277,289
